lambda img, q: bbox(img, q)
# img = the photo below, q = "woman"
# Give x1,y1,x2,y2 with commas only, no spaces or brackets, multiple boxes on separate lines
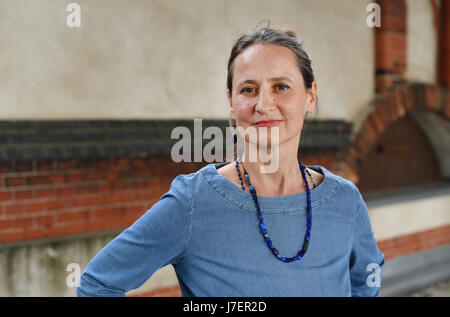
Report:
77,25,385,297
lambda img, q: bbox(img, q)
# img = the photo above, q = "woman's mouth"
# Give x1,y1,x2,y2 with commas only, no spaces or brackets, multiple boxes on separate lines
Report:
254,120,283,127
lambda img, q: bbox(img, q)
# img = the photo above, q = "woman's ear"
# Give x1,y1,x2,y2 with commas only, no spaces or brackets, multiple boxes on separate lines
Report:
227,89,236,119
305,81,318,114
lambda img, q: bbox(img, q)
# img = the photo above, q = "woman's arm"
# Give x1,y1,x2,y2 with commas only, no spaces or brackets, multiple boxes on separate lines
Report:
349,190,385,297
76,175,192,297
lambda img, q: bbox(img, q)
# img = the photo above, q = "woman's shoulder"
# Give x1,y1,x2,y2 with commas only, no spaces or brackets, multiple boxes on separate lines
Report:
310,165,362,199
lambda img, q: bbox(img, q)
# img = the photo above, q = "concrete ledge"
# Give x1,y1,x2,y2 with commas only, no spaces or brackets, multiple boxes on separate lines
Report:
380,244,450,296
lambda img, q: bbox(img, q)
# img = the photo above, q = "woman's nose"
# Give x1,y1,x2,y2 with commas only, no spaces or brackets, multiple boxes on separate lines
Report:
255,88,275,112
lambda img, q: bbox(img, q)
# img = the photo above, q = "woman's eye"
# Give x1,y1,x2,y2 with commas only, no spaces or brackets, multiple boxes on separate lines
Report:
241,87,255,94
277,84,289,91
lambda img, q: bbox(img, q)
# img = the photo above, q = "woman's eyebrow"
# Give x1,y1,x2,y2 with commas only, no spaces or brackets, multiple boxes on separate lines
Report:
269,76,292,83
237,77,292,89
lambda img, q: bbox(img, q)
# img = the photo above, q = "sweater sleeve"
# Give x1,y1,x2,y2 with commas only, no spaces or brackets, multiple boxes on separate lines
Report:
349,190,385,297
76,175,192,297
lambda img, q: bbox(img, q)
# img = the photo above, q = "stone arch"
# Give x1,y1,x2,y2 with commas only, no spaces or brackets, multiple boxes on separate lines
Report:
336,83,450,185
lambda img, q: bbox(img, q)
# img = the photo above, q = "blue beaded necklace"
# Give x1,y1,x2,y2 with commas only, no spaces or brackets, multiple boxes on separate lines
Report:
234,159,313,263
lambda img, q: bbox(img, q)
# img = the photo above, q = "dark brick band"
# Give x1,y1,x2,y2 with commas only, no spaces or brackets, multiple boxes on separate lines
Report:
0,119,353,162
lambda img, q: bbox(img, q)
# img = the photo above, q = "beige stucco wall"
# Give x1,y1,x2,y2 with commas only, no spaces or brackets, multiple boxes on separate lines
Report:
0,0,374,125
407,0,437,84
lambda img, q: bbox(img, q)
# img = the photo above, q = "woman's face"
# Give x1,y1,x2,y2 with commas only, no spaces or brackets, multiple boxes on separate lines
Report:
227,43,317,147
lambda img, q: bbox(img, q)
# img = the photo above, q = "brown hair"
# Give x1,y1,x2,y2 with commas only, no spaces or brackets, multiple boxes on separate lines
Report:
227,24,316,95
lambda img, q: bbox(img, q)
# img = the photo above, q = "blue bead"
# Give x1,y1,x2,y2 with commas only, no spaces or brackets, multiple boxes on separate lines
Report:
272,249,279,256
259,223,266,230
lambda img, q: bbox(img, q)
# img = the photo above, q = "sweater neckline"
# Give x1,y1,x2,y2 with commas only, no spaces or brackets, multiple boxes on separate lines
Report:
200,161,339,214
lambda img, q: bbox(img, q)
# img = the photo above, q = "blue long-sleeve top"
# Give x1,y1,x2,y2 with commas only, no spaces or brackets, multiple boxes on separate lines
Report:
76,162,385,297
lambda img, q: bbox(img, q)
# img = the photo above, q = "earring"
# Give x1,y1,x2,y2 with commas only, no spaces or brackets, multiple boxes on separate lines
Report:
232,121,237,144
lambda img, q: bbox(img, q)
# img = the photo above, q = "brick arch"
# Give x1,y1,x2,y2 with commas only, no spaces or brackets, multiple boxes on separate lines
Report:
337,83,450,184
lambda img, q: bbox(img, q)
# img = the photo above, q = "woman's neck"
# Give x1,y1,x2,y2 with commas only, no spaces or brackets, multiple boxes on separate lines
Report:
238,139,306,196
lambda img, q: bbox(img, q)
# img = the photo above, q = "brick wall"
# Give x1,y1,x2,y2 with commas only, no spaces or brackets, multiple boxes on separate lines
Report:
0,156,204,244
375,0,407,94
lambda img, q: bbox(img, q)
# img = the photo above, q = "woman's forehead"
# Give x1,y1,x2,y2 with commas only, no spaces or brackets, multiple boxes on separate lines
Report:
233,44,300,81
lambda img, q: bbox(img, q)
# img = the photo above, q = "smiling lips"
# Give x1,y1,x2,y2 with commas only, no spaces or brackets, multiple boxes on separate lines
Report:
254,120,283,127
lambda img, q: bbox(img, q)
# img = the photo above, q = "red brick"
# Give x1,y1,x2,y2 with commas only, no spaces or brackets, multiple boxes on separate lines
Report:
0,190,13,202
129,285,181,297
86,220,104,232
85,195,104,206
14,217,34,229
27,175,48,186
103,217,122,230
96,183,110,192
26,202,47,213
105,193,121,204
15,189,34,200
424,86,440,111
120,192,138,203
131,158,148,167
5,177,25,187
84,171,103,181
48,174,65,184
4,204,25,215
56,187,74,197
129,180,149,190
65,197,85,208
66,222,85,235
110,182,128,191
112,157,130,167
0,219,14,230
25,228,46,240
378,224,450,260
3,230,25,243
57,159,78,170
56,212,72,223
36,215,54,227
75,185,96,195
36,160,54,171
66,172,83,183
94,208,108,219
105,170,120,180
57,211,87,224
35,188,54,199
47,200,65,211
47,225,66,238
